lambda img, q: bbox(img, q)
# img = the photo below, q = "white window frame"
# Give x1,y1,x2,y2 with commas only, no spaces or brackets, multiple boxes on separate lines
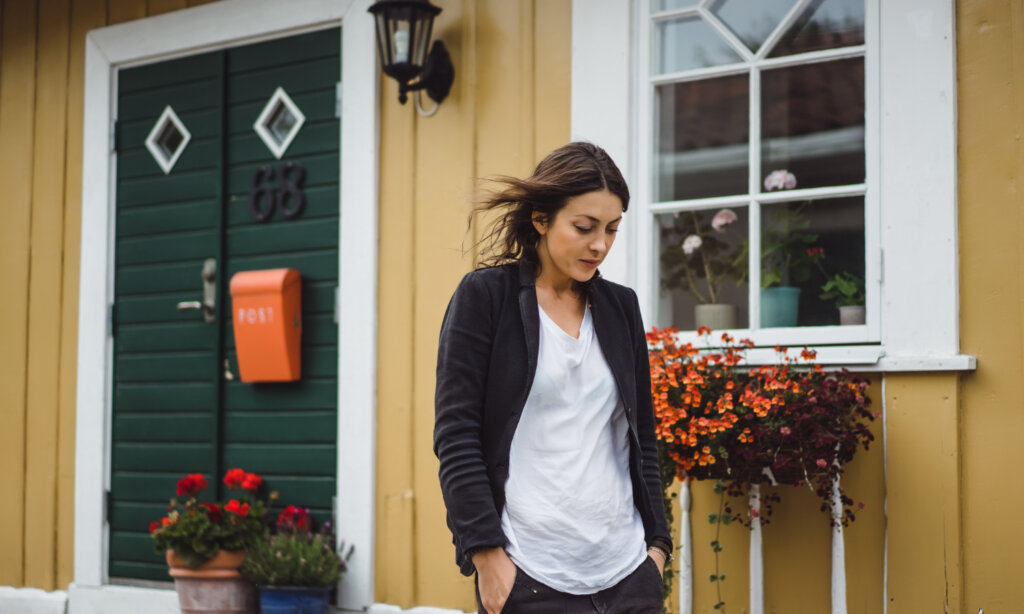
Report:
73,1,380,611
572,0,975,371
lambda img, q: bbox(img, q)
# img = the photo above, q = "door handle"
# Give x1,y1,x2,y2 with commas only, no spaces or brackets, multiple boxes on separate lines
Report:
176,258,217,323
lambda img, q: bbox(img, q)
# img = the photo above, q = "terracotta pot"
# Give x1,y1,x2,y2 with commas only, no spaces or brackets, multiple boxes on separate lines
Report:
166,550,255,614
167,549,247,578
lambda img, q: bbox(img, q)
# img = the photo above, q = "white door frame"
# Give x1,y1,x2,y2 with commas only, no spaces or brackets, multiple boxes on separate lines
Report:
73,0,379,610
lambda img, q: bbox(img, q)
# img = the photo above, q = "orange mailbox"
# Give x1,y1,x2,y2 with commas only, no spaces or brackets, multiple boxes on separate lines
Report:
229,268,302,383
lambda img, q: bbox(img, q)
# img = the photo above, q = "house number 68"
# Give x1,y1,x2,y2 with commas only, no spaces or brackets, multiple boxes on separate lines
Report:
247,162,306,222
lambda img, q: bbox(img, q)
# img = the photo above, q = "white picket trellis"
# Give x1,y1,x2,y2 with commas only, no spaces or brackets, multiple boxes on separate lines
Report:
677,475,847,614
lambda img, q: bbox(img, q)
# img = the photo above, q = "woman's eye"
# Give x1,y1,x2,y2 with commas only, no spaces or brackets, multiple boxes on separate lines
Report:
607,227,620,234
574,225,592,233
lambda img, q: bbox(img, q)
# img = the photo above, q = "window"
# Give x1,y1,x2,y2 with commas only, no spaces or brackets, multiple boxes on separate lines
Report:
636,0,879,347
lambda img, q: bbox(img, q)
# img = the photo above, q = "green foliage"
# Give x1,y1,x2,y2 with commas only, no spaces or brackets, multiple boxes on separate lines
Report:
660,209,747,304
242,532,352,588
150,470,273,569
761,203,820,289
819,271,865,308
152,500,268,568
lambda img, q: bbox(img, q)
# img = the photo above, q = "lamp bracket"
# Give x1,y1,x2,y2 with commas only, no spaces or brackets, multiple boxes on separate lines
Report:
398,40,454,105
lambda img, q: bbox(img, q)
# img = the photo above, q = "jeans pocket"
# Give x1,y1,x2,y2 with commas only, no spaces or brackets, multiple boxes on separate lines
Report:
645,556,665,594
496,567,521,614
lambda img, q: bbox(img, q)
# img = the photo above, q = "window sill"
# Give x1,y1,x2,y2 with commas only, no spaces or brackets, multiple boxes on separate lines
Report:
738,345,976,372
655,335,977,372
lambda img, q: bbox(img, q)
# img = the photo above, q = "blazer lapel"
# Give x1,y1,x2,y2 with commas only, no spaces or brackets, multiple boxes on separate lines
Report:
517,261,540,395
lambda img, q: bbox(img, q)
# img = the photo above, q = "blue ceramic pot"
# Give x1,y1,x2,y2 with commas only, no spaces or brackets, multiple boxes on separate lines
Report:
760,286,801,327
259,586,330,614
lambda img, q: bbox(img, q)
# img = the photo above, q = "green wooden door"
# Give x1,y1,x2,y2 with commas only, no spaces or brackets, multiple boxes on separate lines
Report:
109,28,340,582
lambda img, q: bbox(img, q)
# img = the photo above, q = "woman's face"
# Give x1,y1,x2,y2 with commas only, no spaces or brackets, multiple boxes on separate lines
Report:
533,189,623,285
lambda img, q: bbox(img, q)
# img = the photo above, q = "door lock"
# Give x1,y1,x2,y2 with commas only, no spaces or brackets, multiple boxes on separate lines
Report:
176,258,217,323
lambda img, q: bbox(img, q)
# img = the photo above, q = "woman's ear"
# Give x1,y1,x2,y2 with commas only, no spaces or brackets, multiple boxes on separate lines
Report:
531,210,548,236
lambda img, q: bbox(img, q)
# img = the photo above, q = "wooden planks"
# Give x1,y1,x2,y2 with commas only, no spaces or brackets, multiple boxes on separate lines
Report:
0,0,39,588
24,0,71,590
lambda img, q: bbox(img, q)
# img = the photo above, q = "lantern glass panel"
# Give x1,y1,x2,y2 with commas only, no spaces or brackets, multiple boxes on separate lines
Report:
390,18,412,64
412,15,433,66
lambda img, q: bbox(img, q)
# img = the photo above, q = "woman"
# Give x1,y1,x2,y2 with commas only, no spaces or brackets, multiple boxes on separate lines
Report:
434,142,672,613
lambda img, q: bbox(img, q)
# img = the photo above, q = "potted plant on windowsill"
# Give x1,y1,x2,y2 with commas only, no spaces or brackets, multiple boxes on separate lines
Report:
242,505,353,614
150,468,273,614
820,271,866,325
660,208,747,330
759,170,827,328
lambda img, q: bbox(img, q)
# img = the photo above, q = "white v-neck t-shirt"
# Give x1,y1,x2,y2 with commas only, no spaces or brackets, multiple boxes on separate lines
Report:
499,304,647,594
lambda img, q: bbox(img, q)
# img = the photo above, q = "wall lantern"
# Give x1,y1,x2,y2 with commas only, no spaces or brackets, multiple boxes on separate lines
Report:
368,0,454,116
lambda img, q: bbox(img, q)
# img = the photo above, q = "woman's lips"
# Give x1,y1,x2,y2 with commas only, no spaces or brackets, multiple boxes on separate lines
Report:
580,259,600,269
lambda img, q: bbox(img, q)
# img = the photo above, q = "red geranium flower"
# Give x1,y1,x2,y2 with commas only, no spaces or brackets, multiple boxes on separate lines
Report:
240,473,263,492
149,520,160,533
276,505,312,531
223,468,246,489
224,499,250,516
176,473,208,496
200,502,222,523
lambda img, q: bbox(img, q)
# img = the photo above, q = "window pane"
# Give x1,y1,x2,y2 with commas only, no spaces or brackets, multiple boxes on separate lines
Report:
761,57,864,191
656,207,750,330
708,0,797,53
759,197,864,328
655,74,749,201
653,16,743,74
768,0,864,57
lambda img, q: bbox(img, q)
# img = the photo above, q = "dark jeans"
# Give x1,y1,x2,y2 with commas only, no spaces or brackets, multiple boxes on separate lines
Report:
476,557,664,614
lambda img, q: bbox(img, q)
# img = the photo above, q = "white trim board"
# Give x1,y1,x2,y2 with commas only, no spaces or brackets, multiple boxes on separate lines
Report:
74,0,378,611
64,584,474,614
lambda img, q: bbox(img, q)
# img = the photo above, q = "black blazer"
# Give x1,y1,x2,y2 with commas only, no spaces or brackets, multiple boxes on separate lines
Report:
433,261,673,576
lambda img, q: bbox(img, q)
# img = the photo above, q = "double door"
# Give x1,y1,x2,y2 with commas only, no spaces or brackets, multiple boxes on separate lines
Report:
108,28,341,581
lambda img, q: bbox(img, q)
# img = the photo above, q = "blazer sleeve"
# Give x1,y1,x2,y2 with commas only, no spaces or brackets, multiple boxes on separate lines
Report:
630,289,674,555
433,272,508,571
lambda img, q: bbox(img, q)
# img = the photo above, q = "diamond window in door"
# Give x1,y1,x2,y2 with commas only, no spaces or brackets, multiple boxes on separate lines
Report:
145,105,191,174
254,86,306,159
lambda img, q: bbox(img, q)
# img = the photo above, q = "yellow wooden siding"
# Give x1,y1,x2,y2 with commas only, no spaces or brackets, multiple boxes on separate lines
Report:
24,0,71,591
885,374,963,612
0,0,39,588
0,0,200,590
375,0,570,609
958,0,1024,611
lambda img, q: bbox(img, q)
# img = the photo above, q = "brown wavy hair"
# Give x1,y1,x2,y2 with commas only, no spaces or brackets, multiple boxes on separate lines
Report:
469,142,630,279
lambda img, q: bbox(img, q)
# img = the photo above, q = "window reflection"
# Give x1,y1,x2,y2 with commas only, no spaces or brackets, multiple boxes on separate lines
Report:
768,0,864,57
709,0,797,53
761,58,865,191
655,74,749,201
654,16,742,74
759,197,865,328
656,207,750,330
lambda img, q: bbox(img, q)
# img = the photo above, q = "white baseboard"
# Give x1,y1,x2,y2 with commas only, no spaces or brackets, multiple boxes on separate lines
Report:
0,586,68,614
61,584,472,614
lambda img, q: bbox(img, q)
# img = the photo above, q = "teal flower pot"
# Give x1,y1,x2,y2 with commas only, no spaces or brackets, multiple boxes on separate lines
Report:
760,286,801,327
259,586,330,614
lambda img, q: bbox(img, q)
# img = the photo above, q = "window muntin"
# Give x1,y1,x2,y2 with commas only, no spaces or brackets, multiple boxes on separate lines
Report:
643,0,872,344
